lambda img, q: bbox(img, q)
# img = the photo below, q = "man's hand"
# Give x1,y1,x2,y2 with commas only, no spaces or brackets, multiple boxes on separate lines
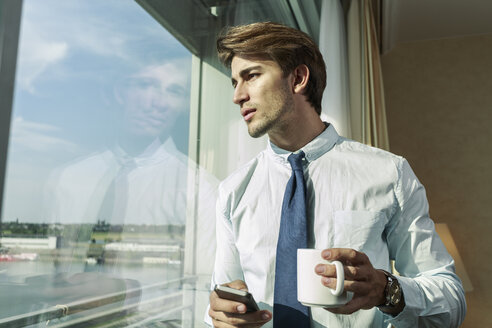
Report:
314,248,388,315
209,280,272,327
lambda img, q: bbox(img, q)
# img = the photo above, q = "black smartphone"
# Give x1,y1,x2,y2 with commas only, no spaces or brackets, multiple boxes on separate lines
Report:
214,284,260,312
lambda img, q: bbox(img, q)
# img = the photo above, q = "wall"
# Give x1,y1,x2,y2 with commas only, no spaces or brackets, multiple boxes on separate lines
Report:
381,34,492,327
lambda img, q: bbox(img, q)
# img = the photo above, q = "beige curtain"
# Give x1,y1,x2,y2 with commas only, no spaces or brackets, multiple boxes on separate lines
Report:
346,0,390,151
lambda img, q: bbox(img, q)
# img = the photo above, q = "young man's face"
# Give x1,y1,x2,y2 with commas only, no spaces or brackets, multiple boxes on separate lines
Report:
115,62,189,139
231,56,294,138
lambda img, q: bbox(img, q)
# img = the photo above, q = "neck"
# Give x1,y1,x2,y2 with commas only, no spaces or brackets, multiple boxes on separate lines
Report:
268,107,325,152
117,134,155,156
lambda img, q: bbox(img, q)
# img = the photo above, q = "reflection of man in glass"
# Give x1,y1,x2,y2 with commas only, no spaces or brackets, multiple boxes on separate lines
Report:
91,62,201,227
42,59,217,325
114,62,189,158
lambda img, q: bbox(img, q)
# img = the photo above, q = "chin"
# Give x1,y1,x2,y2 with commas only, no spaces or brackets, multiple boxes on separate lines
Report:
247,125,268,138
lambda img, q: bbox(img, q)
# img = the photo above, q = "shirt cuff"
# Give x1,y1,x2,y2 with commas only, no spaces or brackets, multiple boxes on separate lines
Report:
382,275,422,328
203,304,213,326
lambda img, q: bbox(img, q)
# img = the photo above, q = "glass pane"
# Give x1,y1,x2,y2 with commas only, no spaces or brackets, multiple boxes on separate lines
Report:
0,0,218,326
0,0,309,326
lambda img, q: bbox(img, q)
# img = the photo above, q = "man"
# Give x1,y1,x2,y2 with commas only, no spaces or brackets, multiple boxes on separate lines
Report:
44,61,218,326
207,22,466,327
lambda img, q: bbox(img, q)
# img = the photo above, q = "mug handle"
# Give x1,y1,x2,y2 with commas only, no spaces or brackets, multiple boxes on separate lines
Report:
330,260,344,296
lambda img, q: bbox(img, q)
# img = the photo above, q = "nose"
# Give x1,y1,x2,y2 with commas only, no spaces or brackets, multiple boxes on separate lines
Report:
233,82,249,105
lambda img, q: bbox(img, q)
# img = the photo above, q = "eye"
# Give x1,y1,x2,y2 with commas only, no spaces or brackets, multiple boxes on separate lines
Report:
247,73,259,80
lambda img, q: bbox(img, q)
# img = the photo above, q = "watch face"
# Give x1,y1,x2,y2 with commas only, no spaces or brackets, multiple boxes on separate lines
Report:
389,282,401,305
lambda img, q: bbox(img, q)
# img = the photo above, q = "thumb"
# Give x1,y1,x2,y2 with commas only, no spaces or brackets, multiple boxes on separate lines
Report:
225,280,249,292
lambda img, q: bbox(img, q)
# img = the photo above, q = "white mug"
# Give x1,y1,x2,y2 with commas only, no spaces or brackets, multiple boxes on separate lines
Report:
297,249,353,307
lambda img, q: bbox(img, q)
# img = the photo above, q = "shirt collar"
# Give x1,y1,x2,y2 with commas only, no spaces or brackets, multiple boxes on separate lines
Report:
112,137,179,167
267,122,339,165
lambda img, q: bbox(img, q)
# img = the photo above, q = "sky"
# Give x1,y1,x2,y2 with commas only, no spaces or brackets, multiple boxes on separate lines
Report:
2,0,193,223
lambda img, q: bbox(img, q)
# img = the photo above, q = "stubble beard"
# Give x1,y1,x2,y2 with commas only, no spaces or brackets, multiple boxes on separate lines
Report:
246,81,294,138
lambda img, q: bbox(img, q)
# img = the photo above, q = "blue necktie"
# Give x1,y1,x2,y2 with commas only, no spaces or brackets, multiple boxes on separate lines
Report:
273,151,310,327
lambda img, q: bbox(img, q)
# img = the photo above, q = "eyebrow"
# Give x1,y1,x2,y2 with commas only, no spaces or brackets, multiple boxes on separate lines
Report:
231,65,263,86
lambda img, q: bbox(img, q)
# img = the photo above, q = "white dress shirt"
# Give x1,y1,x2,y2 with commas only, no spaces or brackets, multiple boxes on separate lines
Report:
46,137,218,274
207,124,466,327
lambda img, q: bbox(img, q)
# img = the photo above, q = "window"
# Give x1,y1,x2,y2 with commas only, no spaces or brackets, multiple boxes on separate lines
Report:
0,0,319,326
0,1,216,326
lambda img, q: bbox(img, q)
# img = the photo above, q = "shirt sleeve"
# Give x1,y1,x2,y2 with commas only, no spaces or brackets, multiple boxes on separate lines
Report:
383,158,466,327
204,183,245,326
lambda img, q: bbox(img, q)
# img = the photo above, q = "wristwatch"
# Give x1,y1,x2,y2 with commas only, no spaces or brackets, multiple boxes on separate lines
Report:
378,270,403,311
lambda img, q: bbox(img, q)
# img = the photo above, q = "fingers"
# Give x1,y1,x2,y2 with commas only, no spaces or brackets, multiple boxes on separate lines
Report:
315,263,366,281
210,280,250,314
314,250,377,294
322,248,369,266
320,276,371,295
314,248,372,286
209,310,272,327
210,291,250,314
314,248,388,314
210,280,272,327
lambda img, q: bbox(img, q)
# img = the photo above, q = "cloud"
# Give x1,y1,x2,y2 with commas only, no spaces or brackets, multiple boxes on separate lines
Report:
10,116,79,153
136,59,191,87
15,0,183,93
16,19,69,93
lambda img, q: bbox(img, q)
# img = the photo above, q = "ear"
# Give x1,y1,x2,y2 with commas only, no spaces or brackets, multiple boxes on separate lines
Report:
292,64,310,94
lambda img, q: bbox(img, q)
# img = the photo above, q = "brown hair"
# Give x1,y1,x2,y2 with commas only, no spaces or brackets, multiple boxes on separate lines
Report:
216,22,326,115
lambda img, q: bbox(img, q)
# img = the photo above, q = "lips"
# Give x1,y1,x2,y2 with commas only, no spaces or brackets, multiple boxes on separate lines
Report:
241,108,256,121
